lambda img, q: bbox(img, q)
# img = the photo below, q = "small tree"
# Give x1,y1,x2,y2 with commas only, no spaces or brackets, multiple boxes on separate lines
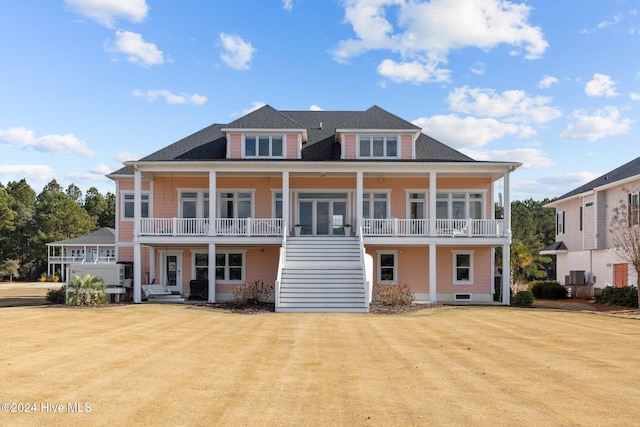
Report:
609,189,640,305
67,274,107,306
0,259,20,282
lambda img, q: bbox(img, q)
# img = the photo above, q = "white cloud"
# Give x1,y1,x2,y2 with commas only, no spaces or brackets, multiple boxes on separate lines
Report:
631,92,640,101
332,0,548,84
283,0,293,11
65,0,149,27
0,126,94,158
106,31,164,67
446,86,562,124
585,73,618,97
241,101,267,116
413,114,531,149
114,151,139,162
470,61,486,75
597,13,623,29
132,89,207,105
538,171,601,187
66,166,112,182
539,75,558,89
219,33,256,70
377,59,450,84
560,107,633,141
309,105,324,111
462,147,556,168
0,164,57,183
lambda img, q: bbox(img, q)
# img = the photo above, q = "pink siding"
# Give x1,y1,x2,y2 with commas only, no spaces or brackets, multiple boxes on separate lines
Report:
343,134,356,159
286,133,298,159
117,179,150,243
436,247,492,294
228,132,301,159
400,134,412,159
230,133,242,158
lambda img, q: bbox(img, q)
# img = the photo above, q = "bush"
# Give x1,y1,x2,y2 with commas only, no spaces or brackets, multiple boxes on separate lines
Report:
513,290,533,307
374,283,415,307
38,274,47,283
45,285,66,304
67,274,107,306
231,280,273,307
530,281,567,299
594,286,638,307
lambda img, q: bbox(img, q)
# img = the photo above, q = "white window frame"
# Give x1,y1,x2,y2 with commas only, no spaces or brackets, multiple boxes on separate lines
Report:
376,250,398,284
406,190,427,219
557,211,565,235
435,190,486,220
242,134,285,159
192,252,210,281
121,191,150,221
217,190,255,219
357,135,400,159
452,250,474,285
363,191,391,219
214,250,246,284
177,189,210,219
272,189,283,219
629,193,639,226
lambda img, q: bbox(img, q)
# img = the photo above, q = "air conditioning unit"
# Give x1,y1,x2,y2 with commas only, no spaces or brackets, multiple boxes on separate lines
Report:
569,270,585,285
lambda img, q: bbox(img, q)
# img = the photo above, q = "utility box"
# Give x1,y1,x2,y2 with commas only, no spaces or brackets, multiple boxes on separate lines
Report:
68,264,128,287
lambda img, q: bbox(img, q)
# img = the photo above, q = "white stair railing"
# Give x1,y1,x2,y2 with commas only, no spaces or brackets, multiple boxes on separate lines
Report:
274,220,287,309
359,224,371,308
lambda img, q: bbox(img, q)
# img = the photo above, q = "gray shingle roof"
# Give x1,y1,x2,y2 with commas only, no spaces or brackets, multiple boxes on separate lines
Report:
48,227,115,246
108,105,476,175
555,155,640,201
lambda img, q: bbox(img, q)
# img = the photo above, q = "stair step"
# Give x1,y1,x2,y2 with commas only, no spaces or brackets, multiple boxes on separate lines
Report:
277,307,369,313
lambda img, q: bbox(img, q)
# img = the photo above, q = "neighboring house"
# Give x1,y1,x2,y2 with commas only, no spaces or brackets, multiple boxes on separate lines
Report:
543,156,640,290
108,105,520,312
46,227,116,280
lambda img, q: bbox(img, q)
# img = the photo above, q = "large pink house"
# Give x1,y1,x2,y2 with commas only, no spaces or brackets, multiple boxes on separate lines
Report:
108,105,520,312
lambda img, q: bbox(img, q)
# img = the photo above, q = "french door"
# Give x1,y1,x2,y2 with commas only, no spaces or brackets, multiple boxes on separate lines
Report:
298,193,348,236
161,252,182,292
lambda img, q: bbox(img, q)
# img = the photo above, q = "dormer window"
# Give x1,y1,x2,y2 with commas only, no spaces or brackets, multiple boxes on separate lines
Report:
358,136,398,158
244,135,284,158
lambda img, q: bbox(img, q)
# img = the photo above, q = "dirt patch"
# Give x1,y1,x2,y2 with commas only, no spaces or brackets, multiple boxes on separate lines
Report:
534,298,637,312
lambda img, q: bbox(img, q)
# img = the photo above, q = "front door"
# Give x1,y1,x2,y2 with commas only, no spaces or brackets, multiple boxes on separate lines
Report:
614,263,628,287
298,193,349,236
163,252,182,293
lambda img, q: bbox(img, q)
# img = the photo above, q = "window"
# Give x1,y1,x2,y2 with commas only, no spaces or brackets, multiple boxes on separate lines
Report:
580,206,583,231
377,251,397,284
179,190,209,218
274,192,283,219
244,135,284,158
122,193,149,220
358,136,398,158
436,192,484,219
219,191,253,218
194,253,208,280
453,251,474,284
629,193,639,226
215,252,245,282
557,211,565,234
363,192,389,219
408,192,426,219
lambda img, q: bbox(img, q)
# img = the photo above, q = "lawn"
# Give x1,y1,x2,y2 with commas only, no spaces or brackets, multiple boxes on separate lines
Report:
0,304,638,426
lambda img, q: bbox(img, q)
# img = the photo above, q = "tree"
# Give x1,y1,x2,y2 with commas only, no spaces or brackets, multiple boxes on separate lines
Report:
5,179,36,278
609,189,640,304
66,183,83,204
0,259,20,282
84,187,115,228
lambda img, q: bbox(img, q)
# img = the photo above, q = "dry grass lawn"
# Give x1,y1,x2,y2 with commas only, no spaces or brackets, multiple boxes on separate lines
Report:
0,304,638,426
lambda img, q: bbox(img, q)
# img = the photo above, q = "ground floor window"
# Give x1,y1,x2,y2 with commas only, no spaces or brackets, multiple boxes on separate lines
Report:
452,250,474,284
376,250,398,284
193,251,246,282
194,253,208,280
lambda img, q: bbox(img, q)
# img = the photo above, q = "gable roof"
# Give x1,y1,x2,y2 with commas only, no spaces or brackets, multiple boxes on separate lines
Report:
337,105,421,130
554,155,640,202
47,227,115,246
224,104,305,129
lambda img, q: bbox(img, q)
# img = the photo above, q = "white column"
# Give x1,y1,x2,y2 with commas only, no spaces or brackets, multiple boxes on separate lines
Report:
133,243,142,303
429,172,437,236
149,247,155,284
356,171,363,235
134,168,142,237
282,170,290,233
502,171,512,305
208,170,216,236
503,172,511,238
429,244,437,303
133,167,142,303
208,243,216,303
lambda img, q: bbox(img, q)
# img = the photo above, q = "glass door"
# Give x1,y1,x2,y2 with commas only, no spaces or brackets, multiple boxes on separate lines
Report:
298,193,349,236
163,253,182,293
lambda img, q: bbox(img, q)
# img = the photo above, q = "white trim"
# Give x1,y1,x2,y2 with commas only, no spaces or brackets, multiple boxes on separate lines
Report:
160,250,183,292
405,189,428,220
452,250,475,285
120,191,150,221
217,189,256,218
362,190,392,219
356,135,401,159
454,293,472,301
375,250,398,284
214,249,247,284
241,134,286,159
177,188,210,218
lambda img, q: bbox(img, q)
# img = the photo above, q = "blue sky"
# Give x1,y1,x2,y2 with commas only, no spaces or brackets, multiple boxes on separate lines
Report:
1,0,640,200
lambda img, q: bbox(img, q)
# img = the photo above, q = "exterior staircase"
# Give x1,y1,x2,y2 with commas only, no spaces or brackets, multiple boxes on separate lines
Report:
277,237,368,312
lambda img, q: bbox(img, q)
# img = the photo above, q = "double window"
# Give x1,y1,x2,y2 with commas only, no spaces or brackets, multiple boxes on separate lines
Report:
244,135,284,158
122,192,149,220
363,192,389,219
452,250,474,285
358,136,398,158
193,251,246,283
219,191,253,218
180,191,209,219
377,251,398,284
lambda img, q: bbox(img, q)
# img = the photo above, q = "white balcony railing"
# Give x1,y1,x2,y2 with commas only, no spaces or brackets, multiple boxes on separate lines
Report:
361,218,505,237
139,218,283,237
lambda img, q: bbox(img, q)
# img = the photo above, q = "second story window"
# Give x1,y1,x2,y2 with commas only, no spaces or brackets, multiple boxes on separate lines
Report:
557,211,565,234
244,135,283,158
122,193,149,220
363,192,389,219
629,193,640,226
219,192,253,218
358,136,398,158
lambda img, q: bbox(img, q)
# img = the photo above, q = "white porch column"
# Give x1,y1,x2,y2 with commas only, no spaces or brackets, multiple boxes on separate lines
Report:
429,172,437,236
208,243,216,303
133,167,142,303
148,246,155,284
429,244,437,303
208,170,216,236
282,170,290,233
502,171,512,305
356,171,363,235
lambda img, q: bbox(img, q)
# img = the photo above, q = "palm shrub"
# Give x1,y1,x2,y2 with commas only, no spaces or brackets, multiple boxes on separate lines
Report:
67,274,107,306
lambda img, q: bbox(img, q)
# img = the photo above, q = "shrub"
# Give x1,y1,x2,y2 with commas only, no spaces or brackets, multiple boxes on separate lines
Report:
231,280,273,307
513,290,533,307
45,285,66,304
67,274,107,306
38,274,47,283
374,283,415,307
530,281,567,299
594,286,638,308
